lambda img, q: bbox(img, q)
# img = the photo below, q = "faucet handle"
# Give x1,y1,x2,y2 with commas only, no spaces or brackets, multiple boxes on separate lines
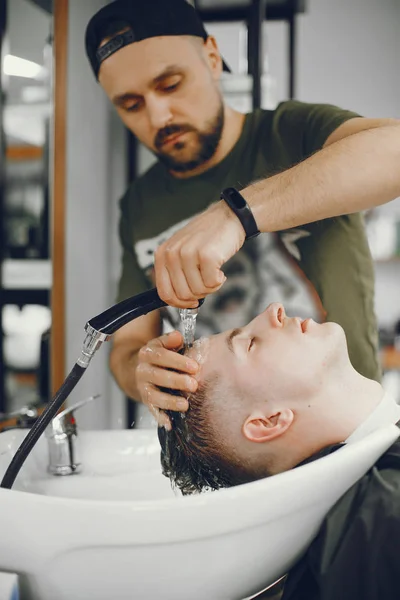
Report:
56,394,101,421
47,394,101,438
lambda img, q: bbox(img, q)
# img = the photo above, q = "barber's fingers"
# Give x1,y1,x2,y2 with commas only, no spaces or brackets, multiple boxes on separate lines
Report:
147,403,172,430
189,244,226,290
165,238,224,292
179,251,204,297
140,333,199,374
140,382,190,411
137,364,198,396
155,264,175,307
155,247,198,308
180,248,222,297
163,262,196,305
154,246,175,306
156,242,224,306
153,330,183,350
137,332,199,409
141,384,189,430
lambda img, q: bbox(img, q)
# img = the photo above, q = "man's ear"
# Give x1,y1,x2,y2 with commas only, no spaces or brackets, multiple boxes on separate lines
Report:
242,409,294,443
203,36,223,79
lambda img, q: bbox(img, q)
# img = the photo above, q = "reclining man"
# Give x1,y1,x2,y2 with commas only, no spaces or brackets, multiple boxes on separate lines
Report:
158,302,400,600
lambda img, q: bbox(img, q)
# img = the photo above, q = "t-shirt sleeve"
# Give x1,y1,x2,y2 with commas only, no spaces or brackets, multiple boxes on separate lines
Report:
273,100,361,161
116,189,150,303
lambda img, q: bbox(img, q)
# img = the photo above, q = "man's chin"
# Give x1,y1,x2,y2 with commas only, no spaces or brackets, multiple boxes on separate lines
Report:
324,322,349,365
157,151,209,173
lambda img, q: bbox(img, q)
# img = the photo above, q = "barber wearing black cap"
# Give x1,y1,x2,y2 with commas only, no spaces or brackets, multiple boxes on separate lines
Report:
85,0,398,432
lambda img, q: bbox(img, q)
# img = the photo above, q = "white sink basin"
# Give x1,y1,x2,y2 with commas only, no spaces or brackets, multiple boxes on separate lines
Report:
10,429,176,501
0,425,398,600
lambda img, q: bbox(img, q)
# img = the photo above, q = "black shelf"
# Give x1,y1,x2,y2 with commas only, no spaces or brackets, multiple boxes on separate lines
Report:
196,0,306,102
1,289,50,306
196,0,306,23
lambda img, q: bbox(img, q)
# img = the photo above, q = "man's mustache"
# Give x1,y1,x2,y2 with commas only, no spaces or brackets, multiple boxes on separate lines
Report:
154,124,195,150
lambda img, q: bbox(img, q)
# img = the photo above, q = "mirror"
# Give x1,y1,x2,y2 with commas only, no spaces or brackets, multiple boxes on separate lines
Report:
0,0,53,418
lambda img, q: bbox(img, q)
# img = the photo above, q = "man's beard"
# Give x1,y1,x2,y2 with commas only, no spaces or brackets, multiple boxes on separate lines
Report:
153,101,225,173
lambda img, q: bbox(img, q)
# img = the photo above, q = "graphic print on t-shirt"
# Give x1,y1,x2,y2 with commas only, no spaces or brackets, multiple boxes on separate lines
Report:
134,217,322,336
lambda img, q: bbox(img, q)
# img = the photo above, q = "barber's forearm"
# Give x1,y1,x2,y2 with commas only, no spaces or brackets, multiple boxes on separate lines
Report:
109,346,142,402
242,124,400,232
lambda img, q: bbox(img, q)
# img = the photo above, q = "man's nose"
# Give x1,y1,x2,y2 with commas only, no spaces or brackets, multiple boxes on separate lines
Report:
246,303,285,336
146,95,173,130
264,303,286,328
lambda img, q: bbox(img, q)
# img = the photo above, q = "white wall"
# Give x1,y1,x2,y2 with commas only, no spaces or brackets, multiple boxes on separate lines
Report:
211,0,400,330
65,0,125,429
211,0,400,117
295,0,400,118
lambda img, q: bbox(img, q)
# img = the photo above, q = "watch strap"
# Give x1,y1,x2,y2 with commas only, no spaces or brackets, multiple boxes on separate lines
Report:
220,187,260,240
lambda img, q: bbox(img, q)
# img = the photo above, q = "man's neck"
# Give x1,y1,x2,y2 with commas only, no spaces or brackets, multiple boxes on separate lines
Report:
170,106,246,179
271,368,385,475
312,368,385,446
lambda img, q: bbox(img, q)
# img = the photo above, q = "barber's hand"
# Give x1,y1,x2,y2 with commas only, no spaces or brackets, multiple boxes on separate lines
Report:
136,330,199,430
154,201,246,308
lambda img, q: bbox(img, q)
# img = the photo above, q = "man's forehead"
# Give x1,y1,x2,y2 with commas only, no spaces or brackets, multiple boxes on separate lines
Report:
187,336,211,366
187,332,234,378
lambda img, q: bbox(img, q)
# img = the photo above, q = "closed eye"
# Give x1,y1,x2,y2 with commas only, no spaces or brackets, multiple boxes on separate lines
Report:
125,104,141,112
163,83,179,92
248,337,256,351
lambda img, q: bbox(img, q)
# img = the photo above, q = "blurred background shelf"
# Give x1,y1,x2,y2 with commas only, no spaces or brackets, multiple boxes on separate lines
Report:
2,259,52,290
381,347,400,371
375,257,400,264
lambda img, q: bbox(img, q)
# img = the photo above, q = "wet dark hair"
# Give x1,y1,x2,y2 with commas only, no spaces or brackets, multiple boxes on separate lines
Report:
158,376,260,495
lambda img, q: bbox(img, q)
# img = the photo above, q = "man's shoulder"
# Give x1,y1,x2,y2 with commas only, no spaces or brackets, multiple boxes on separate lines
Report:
257,100,313,121
261,99,359,131
254,100,314,133
246,102,302,128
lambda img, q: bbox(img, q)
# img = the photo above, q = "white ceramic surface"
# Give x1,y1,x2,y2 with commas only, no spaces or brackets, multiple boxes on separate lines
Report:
0,425,398,600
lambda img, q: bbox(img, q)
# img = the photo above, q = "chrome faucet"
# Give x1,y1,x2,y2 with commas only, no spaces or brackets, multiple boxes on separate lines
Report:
46,394,100,476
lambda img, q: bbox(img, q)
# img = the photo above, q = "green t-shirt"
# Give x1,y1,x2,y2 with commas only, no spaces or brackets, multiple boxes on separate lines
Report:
118,100,380,381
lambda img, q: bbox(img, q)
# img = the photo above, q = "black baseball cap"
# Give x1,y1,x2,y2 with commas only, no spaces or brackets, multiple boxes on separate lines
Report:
85,0,231,80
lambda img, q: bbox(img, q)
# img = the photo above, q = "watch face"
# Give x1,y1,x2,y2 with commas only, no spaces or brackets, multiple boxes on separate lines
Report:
230,189,247,209
222,189,260,240
223,188,246,210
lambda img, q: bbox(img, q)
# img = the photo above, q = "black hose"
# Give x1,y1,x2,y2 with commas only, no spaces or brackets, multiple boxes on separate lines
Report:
0,363,86,490
87,288,204,336
0,291,205,490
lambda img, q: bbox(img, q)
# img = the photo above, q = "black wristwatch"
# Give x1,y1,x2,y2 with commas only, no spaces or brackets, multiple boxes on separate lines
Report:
220,187,260,241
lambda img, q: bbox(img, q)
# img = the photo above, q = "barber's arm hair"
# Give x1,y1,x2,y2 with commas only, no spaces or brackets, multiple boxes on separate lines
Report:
244,117,400,232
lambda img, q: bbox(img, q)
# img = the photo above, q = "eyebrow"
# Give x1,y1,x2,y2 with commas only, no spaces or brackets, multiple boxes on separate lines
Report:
226,328,243,354
112,65,183,106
